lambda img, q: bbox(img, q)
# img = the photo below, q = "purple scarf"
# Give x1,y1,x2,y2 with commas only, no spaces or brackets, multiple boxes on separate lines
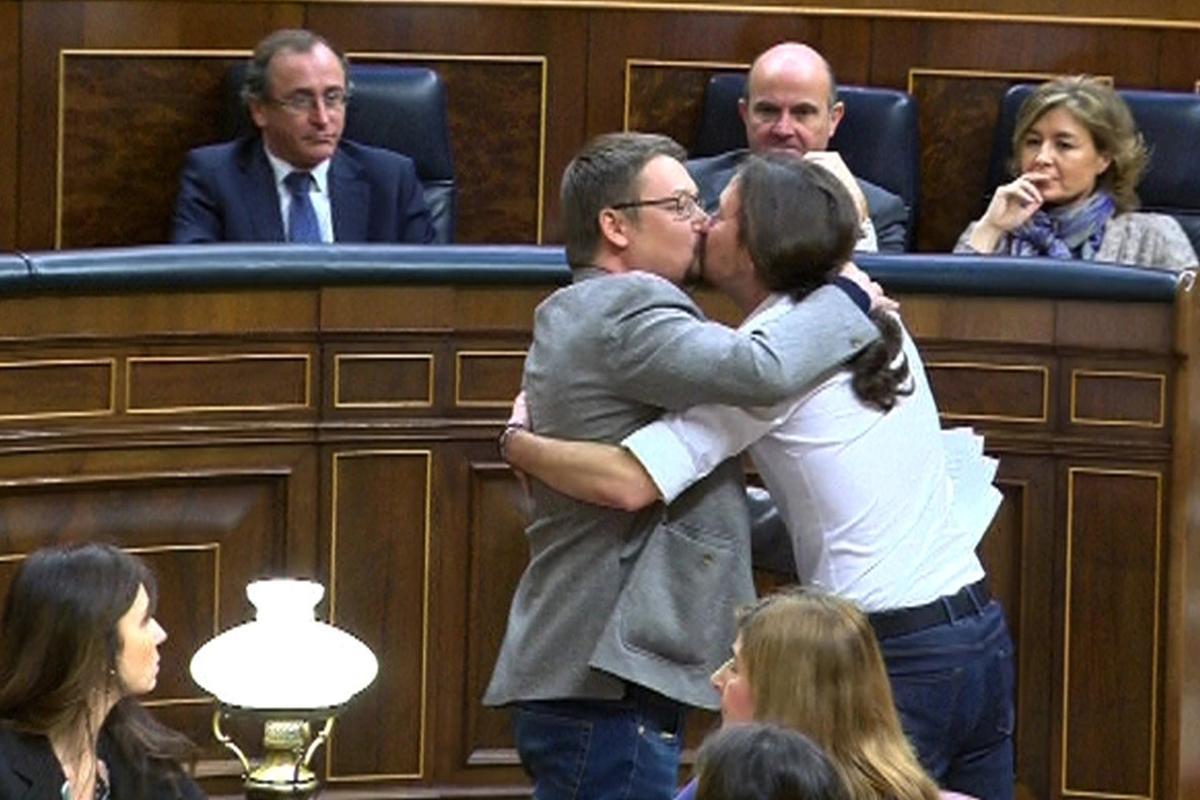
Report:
1008,192,1116,260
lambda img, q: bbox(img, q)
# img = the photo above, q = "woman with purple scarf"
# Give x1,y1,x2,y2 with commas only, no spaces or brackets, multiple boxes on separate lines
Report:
955,76,1197,271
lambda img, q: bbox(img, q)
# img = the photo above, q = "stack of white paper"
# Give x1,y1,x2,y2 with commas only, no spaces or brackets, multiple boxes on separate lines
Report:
942,427,1003,546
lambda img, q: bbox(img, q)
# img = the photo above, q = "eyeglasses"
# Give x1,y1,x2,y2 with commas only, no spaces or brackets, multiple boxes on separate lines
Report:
270,88,351,114
611,191,703,220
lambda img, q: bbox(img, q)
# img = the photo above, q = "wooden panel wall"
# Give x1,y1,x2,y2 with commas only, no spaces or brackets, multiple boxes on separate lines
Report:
0,1,16,252
4,2,1200,251
0,273,1193,800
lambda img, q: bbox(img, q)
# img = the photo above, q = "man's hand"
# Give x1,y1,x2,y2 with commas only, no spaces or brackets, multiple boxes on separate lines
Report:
840,261,899,314
501,391,532,498
805,151,869,222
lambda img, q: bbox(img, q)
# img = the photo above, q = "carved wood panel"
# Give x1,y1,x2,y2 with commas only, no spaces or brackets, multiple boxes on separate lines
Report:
0,454,305,754
59,53,241,249
0,1,17,251
326,448,433,782
1061,466,1163,799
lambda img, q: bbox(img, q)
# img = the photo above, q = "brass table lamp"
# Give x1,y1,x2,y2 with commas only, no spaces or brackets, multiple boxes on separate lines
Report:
190,579,378,797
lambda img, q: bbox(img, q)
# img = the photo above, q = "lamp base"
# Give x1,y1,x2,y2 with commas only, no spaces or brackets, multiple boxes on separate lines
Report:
212,711,335,798
247,720,319,796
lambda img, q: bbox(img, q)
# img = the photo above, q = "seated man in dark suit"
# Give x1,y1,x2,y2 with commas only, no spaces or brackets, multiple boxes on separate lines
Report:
688,42,909,253
171,29,435,244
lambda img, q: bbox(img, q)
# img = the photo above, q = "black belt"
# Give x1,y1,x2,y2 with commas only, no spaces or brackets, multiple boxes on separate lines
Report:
623,683,687,734
869,578,991,641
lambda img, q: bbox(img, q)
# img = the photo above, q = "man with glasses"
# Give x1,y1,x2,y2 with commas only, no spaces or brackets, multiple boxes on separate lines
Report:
171,28,434,244
484,132,883,799
689,41,909,253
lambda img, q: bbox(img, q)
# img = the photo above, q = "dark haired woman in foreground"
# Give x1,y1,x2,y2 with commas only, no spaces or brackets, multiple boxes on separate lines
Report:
0,543,204,799
693,723,848,800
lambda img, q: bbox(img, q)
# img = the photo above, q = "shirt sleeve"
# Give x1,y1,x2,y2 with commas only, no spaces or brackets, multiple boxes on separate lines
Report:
854,216,879,253
622,399,789,502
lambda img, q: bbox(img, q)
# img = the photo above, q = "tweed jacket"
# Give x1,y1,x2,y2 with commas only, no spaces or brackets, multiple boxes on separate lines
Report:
484,269,878,710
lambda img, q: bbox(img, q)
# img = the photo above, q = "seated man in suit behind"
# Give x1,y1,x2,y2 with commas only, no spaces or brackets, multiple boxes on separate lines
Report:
688,42,909,253
171,28,435,244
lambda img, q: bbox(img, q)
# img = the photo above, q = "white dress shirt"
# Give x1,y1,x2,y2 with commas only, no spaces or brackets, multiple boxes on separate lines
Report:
623,294,987,611
264,146,335,243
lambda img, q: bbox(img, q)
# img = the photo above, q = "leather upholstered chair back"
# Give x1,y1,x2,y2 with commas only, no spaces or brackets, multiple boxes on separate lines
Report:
222,63,457,243
985,83,1200,255
691,73,921,249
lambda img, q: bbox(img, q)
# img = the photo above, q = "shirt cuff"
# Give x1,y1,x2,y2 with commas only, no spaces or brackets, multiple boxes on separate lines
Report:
832,276,871,314
622,424,702,504
854,216,879,253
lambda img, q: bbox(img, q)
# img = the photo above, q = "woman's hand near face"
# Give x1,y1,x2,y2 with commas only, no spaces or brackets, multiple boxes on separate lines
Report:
968,173,1048,252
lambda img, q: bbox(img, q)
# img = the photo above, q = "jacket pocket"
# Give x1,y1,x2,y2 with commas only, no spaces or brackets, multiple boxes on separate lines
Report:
615,518,746,667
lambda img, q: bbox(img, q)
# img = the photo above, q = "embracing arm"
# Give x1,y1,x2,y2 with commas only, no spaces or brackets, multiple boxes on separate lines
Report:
607,277,877,411
504,429,660,511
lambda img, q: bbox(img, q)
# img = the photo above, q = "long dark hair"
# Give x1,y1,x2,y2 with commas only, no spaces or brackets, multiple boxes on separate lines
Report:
0,543,197,795
737,153,911,411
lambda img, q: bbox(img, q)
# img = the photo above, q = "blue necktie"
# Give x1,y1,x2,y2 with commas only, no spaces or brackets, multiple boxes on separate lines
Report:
284,171,321,243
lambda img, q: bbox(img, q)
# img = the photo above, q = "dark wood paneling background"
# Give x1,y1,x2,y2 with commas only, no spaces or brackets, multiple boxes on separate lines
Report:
0,273,1194,800
0,1,17,252
3,2,1200,251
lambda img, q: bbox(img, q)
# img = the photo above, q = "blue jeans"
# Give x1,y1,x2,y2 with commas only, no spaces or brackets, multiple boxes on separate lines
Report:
879,599,1015,800
511,691,685,800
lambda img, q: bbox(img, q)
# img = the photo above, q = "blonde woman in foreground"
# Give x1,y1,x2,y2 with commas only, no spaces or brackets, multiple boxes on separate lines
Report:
678,589,977,800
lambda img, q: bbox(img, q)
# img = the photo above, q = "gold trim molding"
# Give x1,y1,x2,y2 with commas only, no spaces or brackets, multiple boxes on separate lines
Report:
333,353,435,409
926,361,1050,424
0,357,116,422
1069,369,1166,429
125,353,312,415
328,449,432,782
1061,467,1161,800
454,350,528,409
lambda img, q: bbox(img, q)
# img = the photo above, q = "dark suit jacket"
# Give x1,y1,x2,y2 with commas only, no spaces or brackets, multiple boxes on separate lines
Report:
0,724,205,800
171,136,435,245
687,149,911,253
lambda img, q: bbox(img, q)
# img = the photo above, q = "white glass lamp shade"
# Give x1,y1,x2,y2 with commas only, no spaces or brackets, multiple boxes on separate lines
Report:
190,579,378,710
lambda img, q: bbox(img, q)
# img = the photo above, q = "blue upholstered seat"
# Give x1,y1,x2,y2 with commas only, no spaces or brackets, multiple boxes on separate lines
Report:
985,84,1200,255
691,73,921,249
221,64,457,243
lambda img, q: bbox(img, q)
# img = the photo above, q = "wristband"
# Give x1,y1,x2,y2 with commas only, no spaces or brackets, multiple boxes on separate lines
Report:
498,421,527,462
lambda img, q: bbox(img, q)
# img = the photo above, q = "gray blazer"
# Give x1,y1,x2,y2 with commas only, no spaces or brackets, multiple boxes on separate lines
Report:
484,269,878,710
687,150,910,253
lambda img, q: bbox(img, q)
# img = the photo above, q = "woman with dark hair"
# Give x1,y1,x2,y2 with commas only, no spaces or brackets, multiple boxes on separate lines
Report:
692,723,848,800
0,543,204,800
955,75,1196,270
